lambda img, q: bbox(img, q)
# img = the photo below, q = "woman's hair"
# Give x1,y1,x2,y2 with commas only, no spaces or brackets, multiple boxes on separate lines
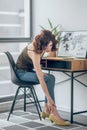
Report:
33,30,58,53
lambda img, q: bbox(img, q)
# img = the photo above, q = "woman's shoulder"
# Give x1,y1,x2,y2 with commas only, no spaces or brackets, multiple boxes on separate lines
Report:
27,43,34,51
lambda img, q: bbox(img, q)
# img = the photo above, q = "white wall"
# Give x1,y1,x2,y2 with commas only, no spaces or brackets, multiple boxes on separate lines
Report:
32,0,87,113
33,0,87,36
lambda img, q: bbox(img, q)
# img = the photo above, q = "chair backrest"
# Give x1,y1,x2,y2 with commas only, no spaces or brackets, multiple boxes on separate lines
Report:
4,51,21,84
4,51,39,86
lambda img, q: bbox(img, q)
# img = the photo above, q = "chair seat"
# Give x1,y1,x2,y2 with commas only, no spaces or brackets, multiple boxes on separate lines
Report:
13,79,39,86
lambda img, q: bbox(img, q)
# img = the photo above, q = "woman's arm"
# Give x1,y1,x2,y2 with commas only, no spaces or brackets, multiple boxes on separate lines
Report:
43,51,56,57
30,52,55,106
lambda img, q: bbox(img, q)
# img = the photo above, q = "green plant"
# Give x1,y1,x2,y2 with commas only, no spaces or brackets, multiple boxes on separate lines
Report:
40,18,62,43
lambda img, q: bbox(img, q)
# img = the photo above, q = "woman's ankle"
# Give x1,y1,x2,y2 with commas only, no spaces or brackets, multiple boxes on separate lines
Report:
50,108,62,118
43,104,50,114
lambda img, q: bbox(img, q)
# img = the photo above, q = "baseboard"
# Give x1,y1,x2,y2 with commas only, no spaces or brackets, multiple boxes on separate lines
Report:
56,106,87,116
0,100,87,116
0,99,24,112
0,99,44,113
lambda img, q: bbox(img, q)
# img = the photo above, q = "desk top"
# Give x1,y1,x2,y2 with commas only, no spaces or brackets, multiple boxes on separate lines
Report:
42,57,87,61
41,57,87,71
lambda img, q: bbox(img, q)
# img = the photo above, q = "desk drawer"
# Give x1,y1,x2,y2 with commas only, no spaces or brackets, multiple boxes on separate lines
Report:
47,60,71,69
41,59,87,71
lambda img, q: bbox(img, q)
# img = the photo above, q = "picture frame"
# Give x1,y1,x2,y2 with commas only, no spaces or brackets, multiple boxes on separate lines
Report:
58,31,87,58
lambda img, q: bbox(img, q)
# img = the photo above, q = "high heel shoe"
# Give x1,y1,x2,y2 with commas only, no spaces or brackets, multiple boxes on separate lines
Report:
41,111,49,119
49,114,70,126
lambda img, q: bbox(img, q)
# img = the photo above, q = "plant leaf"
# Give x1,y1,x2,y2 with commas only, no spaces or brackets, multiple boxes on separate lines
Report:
51,25,59,32
48,18,53,29
39,25,45,30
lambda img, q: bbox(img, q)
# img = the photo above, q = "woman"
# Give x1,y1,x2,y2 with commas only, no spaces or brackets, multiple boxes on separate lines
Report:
16,30,70,126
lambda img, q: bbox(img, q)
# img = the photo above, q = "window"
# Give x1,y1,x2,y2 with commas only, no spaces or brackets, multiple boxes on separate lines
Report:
0,0,32,42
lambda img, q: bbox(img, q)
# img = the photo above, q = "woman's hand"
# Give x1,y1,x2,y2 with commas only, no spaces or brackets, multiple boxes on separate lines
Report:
47,97,56,113
43,51,56,57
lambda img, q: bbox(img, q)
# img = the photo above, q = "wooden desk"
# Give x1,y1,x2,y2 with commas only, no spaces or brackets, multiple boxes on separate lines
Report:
41,57,87,71
41,57,87,126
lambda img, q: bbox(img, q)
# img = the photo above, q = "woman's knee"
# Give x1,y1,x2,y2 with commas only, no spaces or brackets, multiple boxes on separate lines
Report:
44,73,55,83
49,74,55,82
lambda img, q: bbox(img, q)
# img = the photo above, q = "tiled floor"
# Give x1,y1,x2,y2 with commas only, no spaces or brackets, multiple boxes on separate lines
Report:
0,109,87,130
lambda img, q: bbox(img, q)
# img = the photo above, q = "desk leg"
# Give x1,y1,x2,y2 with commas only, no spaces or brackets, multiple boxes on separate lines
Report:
71,72,74,123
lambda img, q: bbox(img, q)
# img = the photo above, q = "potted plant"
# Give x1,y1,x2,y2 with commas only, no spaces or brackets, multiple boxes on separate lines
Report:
40,19,62,43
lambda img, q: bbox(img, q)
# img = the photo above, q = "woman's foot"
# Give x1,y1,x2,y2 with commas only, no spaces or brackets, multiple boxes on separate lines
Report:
49,106,70,126
41,105,50,119
49,114,70,126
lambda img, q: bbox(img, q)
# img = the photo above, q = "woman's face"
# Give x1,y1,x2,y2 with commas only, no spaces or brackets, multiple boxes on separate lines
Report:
45,41,53,52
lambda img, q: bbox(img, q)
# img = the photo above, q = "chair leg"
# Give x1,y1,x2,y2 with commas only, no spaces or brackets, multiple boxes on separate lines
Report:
32,87,42,112
7,87,20,121
30,87,42,120
24,87,26,111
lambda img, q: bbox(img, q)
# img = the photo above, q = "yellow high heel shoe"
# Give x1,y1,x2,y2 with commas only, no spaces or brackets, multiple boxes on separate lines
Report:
41,111,49,119
49,114,70,126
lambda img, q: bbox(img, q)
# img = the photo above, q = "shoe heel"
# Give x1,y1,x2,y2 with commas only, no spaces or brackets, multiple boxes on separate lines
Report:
42,117,45,119
41,112,49,119
50,120,54,123
41,112,45,119
42,115,46,119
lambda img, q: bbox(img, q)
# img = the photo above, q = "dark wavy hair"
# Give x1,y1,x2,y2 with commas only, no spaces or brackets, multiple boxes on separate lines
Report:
33,30,58,53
